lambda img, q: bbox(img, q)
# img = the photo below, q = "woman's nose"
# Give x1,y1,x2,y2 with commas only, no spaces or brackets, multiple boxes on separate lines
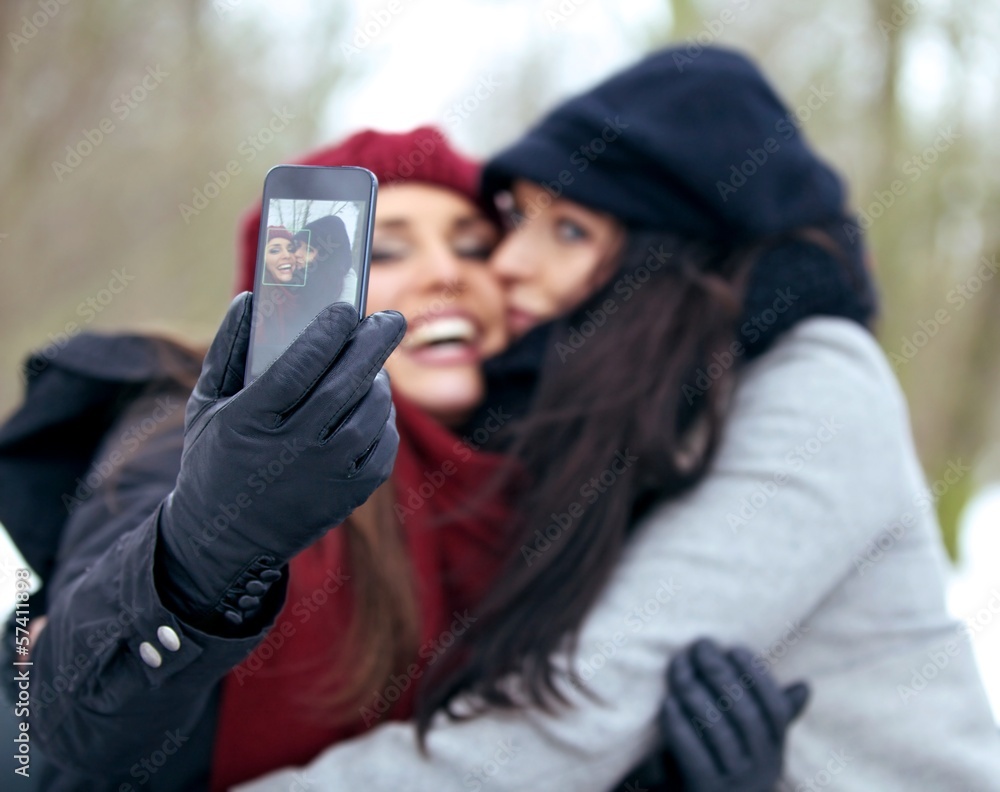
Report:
420,245,464,285
489,232,533,283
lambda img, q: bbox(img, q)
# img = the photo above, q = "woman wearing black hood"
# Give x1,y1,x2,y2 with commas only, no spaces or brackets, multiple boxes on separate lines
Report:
293,213,357,313
234,46,1000,792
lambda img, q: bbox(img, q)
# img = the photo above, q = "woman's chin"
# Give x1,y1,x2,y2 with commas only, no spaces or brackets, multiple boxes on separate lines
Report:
397,372,484,428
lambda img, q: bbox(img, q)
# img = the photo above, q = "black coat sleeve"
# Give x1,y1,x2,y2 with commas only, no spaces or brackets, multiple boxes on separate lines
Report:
26,370,287,776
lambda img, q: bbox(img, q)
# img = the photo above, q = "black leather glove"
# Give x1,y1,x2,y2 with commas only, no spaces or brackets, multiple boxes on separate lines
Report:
661,638,809,792
155,293,405,630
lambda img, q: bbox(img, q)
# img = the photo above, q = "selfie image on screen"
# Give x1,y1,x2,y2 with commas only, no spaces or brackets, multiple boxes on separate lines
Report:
250,198,366,379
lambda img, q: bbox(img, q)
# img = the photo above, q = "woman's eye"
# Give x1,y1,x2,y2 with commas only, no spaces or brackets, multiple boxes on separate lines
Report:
555,219,588,242
454,238,495,261
459,248,492,261
370,246,405,263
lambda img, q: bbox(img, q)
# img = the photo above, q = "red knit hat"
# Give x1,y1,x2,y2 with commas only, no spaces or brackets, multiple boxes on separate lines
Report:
235,127,480,294
265,226,294,243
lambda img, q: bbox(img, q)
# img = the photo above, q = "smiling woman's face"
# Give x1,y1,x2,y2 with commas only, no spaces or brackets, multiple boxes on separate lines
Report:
264,236,297,283
489,179,624,338
366,184,507,427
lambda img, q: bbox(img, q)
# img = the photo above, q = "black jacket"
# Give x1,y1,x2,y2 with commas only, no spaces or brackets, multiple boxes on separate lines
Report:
0,333,689,792
0,334,286,791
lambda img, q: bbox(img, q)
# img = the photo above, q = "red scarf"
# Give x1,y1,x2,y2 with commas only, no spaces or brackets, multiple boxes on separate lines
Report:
209,396,512,791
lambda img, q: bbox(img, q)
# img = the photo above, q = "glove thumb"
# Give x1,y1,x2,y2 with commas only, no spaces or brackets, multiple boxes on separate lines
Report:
783,681,810,721
193,293,253,405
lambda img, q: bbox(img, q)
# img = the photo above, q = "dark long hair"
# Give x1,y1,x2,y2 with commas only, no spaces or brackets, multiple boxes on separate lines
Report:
414,229,807,737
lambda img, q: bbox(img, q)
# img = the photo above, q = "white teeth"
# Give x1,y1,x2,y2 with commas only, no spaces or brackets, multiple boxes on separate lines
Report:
405,316,477,349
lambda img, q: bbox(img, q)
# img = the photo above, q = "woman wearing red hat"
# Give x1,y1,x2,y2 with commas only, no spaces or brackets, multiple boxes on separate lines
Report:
260,227,300,286
1,122,793,791
216,128,797,791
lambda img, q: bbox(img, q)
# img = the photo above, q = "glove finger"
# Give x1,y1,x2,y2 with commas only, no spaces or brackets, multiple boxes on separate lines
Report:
783,681,810,720
248,302,362,417
669,647,744,776
192,293,253,407
313,398,398,523
318,368,394,462
348,397,399,481
691,639,768,774
696,641,778,763
728,646,793,745
660,695,720,788
295,310,406,433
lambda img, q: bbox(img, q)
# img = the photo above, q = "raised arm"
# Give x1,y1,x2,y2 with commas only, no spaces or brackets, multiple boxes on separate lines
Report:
29,295,405,775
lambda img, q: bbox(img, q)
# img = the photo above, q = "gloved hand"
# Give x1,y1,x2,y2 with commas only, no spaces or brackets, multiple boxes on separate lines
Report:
155,293,405,630
661,638,809,792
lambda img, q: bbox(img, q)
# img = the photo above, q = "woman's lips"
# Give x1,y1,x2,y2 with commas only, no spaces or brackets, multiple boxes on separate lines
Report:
506,306,539,336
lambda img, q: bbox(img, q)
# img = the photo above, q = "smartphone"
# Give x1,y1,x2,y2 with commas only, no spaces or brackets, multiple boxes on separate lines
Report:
244,165,377,385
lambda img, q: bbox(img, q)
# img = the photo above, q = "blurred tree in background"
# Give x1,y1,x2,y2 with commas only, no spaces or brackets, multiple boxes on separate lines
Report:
1,0,997,555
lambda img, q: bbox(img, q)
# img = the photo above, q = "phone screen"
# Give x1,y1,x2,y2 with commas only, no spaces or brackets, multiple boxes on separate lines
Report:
245,166,376,384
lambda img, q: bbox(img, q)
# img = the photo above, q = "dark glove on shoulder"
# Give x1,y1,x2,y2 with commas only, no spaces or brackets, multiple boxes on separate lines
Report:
661,639,809,792
156,293,405,632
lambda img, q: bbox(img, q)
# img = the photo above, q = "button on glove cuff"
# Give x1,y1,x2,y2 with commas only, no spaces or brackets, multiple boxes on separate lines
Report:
153,509,287,635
